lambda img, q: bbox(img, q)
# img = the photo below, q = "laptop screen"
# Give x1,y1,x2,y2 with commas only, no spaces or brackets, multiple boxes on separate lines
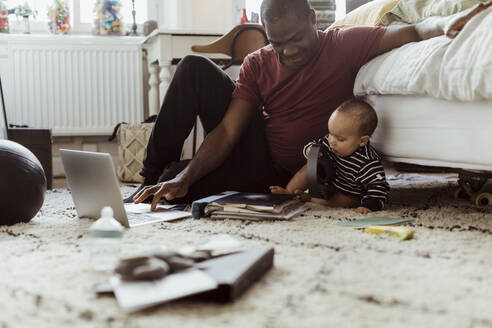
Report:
0,77,8,140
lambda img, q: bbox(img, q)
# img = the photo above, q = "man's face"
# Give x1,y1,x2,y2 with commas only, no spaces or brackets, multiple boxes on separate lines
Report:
264,10,319,69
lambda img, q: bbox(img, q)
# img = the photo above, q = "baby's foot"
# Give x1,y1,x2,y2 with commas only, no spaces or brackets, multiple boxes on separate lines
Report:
269,186,290,194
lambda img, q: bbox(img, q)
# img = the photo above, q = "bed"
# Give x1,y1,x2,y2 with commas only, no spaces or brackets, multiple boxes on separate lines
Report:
366,95,492,172
350,1,492,205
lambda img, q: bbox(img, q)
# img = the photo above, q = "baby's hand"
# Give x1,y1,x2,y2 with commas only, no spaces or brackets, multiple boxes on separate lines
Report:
304,145,323,158
269,186,290,194
355,206,372,214
293,189,311,202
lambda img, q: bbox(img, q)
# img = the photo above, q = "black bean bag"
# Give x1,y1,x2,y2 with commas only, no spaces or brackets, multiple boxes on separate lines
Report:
0,140,46,225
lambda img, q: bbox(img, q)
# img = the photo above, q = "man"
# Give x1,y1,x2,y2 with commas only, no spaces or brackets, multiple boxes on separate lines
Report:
133,0,490,210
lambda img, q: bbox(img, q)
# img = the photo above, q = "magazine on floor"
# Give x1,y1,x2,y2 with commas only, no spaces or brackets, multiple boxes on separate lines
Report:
110,246,275,312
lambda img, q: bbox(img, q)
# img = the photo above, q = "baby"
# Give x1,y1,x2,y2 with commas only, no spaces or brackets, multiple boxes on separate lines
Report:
270,99,389,214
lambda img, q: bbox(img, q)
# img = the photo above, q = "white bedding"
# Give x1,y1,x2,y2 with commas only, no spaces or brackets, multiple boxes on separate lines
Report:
366,95,492,172
354,7,492,101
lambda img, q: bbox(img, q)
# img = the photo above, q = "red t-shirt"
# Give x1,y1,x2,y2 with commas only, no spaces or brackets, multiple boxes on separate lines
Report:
232,27,386,174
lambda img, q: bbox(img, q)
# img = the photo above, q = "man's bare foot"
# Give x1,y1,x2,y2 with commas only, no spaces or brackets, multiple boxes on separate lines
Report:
445,0,492,38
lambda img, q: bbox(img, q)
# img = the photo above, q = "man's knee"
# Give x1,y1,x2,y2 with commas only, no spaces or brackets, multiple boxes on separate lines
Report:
176,55,216,76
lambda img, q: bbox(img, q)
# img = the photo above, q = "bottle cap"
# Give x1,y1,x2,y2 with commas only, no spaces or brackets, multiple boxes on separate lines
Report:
101,206,114,218
89,206,124,238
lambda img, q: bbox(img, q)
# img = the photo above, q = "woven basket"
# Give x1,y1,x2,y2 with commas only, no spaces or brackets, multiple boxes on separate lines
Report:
116,123,154,183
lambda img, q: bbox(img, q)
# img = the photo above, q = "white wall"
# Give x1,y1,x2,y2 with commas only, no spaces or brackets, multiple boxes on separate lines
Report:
0,39,9,110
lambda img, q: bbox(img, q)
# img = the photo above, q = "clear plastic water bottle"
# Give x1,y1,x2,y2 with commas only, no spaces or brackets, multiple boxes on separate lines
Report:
89,206,124,271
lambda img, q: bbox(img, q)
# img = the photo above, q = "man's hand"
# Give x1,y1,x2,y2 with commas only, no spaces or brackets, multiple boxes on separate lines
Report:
444,0,492,38
133,176,190,211
376,0,492,56
354,206,372,214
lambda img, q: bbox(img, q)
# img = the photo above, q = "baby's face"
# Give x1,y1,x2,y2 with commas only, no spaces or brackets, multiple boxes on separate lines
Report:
327,111,367,157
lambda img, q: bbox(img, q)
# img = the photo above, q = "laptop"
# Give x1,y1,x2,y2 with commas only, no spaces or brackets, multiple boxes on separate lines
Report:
60,149,191,227
0,77,8,140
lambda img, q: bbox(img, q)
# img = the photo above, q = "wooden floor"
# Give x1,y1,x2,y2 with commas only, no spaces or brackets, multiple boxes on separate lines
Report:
52,178,68,189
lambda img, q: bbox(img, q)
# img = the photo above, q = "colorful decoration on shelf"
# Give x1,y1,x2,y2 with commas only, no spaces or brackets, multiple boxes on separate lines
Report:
13,2,38,34
93,0,123,36
250,12,259,24
240,8,248,24
47,0,71,34
0,1,8,33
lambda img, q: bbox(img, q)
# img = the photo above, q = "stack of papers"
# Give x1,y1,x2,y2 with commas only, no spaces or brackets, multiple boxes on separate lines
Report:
202,192,309,220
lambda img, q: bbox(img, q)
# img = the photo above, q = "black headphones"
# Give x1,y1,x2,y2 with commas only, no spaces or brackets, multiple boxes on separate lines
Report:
306,143,335,198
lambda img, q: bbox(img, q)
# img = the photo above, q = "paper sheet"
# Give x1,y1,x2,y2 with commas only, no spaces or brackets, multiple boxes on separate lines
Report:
111,270,218,312
124,203,191,223
124,203,177,213
336,217,416,228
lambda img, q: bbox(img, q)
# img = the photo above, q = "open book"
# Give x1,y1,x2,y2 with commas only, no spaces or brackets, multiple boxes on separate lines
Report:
192,192,309,220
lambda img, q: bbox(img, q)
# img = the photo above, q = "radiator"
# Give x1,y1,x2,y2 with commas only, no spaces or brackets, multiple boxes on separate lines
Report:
6,37,144,136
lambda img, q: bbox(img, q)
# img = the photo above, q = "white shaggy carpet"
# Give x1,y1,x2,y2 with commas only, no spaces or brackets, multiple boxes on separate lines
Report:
1,172,492,328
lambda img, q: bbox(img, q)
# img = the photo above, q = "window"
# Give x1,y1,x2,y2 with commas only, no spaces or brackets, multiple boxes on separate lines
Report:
6,0,148,34
79,0,147,25
7,0,50,21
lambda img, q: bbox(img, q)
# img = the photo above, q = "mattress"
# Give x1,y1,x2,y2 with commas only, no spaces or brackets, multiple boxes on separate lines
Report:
365,95,492,172
355,6,492,102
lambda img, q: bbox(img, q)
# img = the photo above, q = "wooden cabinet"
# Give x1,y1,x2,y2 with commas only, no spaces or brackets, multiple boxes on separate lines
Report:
8,128,53,189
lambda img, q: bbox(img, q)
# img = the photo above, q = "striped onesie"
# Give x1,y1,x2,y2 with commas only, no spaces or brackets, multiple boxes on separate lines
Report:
303,136,390,211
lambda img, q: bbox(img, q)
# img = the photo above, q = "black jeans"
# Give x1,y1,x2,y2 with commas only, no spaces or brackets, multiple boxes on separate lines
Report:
141,55,291,203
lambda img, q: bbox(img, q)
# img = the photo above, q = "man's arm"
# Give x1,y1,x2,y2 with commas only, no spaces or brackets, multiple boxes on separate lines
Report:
179,98,257,186
375,1,492,56
134,98,257,210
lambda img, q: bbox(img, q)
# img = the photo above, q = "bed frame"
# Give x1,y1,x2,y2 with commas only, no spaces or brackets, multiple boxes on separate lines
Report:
365,94,492,206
